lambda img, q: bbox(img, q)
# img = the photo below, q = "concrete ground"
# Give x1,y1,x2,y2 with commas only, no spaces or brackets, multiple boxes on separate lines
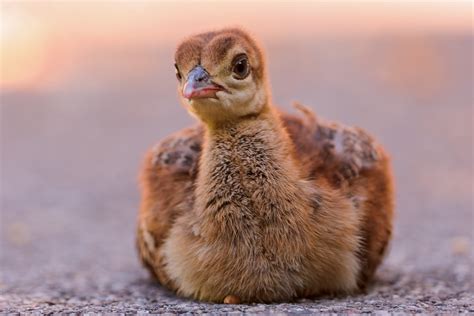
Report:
1,13,473,313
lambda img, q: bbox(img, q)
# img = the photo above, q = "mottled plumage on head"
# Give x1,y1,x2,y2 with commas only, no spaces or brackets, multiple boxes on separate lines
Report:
173,28,269,126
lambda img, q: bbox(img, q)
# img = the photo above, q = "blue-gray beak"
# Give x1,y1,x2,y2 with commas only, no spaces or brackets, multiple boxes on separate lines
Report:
182,66,222,99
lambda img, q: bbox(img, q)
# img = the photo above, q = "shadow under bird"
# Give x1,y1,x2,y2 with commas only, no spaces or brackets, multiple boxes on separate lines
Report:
136,28,394,303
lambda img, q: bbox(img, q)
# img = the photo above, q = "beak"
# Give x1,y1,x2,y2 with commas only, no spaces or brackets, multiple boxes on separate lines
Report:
182,66,222,99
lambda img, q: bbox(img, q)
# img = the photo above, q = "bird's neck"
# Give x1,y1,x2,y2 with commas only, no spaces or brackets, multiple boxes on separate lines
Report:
194,106,312,238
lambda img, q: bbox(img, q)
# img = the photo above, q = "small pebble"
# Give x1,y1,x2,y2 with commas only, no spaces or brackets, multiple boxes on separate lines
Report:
223,295,240,304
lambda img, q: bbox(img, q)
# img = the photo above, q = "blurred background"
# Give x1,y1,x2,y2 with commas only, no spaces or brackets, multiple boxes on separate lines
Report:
1,0,472,303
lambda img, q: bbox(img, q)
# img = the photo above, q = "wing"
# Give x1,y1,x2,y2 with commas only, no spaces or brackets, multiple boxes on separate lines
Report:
281,103,384,187
282,104,394,288
136,125,203,288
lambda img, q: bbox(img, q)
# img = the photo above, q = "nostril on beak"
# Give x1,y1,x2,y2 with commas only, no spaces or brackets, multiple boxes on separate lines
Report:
188,66,210,84
196,72,208,82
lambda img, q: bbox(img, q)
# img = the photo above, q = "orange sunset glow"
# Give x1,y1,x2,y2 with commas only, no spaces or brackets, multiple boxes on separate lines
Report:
0,1,471,90
0,8,49,89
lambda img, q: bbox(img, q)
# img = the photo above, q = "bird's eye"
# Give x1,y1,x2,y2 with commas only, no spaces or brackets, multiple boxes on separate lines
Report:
232,54,250,80
174,63,182,81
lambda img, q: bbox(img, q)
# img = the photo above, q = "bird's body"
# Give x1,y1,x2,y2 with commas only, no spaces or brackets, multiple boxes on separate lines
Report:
137,28,394,303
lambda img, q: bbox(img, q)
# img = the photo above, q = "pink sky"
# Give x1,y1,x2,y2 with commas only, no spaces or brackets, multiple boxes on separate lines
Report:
1,1,472,89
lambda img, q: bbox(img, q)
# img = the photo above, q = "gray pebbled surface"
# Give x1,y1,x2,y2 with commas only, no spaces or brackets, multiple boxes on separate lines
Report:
1,9,473,313
2,266,473,313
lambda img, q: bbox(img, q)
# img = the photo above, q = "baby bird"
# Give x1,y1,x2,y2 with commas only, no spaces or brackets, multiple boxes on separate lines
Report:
137,28,394,303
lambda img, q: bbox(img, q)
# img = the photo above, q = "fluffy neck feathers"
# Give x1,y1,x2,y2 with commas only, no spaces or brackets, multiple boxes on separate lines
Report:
194,105,312,240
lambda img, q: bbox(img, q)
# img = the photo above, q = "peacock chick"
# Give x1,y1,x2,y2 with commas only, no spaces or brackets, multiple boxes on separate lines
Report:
136,28,395,303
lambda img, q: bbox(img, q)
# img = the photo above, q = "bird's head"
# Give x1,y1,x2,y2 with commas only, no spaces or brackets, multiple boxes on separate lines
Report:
174,28,269,126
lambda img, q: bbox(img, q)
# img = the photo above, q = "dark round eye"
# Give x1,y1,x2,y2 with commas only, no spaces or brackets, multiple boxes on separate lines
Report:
174,63,182,81
232,54,250,79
